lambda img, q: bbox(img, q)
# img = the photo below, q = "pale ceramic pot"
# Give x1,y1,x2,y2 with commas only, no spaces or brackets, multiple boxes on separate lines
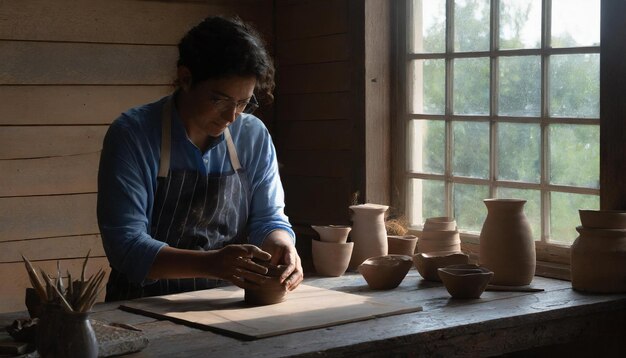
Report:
358,255,413,290
438,264,494,299
311,225,351,243
348,203,389,269
571,226,626,293
423,217,457,231
387,235,418,256
479,199,535,286
413,251,469,281
579,209,626,229
417,230,461,254
312,240,354,277
245,262,288,306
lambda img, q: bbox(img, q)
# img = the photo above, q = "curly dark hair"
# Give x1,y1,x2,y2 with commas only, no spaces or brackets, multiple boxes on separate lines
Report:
177,16,275,102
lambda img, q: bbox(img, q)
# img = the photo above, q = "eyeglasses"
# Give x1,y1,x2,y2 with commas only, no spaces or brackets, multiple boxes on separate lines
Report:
208,93,259,115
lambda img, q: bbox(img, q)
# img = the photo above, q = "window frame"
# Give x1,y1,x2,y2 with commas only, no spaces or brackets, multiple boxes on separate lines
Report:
392,0,605,279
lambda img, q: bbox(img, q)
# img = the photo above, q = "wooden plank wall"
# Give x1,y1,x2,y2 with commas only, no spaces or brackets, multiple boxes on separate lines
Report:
273,0,391,269
0,0,273,314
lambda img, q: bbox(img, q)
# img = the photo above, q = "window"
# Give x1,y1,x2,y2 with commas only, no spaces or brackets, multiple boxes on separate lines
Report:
397,0,600,250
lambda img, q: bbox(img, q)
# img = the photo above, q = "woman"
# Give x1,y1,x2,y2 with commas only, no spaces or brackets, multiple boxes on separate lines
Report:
97,16,303,301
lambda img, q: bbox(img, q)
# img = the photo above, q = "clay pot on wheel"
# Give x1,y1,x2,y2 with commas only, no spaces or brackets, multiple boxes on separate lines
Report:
312,240,354,277
244,262,289,306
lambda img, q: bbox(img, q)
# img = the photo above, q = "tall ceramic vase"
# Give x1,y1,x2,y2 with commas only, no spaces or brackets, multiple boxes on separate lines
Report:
348,203,389,270
479,199,535,285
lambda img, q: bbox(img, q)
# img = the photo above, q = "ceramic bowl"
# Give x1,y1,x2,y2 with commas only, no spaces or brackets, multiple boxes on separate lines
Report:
244,262,289,306
387,235,418,256
413,251,470,281
311,225,352,243
312,239,354,277
438,264,493,299
358,255,413,290
579,210,626,229
423,217,457,231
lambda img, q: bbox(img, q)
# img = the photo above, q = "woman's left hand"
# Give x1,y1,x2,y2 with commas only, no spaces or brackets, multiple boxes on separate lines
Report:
261,230,304,291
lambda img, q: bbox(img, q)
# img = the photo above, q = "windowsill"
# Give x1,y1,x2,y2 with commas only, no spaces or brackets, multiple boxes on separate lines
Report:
408,228,572,281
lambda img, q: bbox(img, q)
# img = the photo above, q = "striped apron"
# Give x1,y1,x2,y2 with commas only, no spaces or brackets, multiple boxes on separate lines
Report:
105,96,250,301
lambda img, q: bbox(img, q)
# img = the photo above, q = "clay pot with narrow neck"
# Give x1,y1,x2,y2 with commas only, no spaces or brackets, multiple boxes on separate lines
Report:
479,199,535,286
244,261,288,306
571,226,626,293
348,203,389,269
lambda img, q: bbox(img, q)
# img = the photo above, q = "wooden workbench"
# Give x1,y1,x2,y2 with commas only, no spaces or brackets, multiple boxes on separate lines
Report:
2,270,625,357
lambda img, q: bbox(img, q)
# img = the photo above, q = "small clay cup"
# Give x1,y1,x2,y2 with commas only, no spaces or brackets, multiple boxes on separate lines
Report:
579,210,626,229
387,235,418,256
311,225,352,243
358,255,413,290
244,261,289,306
413,251,470,281
438,264,493,299
312,240,354,276
423,217,457,231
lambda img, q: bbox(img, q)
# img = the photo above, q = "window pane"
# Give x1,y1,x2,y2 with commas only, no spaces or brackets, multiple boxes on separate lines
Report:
410,59,445,114
454,0,490,52
496,187,540,240
410,0,446,53
550,192,599,244
551,0,600,48
409,120,445,174
549,124,599,188
453,57,490,115
454,183,489,232
549,54,600,118
499,0,541,50
409,179,446,226
453,121,489,178
497,123,540,183
498,56,541,117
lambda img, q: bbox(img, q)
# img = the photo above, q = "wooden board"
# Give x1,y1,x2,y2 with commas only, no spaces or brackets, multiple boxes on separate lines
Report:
120,284,422,340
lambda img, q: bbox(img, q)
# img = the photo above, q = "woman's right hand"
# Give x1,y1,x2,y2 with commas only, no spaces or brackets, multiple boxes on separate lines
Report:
209,244,273,289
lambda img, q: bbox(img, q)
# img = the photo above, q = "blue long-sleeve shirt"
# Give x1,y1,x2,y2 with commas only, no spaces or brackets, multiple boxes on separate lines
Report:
97,95,294,284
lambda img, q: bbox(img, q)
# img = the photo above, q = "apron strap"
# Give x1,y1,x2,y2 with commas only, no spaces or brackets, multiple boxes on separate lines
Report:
223,127,242,171
159,95,242,175
158,97,173,178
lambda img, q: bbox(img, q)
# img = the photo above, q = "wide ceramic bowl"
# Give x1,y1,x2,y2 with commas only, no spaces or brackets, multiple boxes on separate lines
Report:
358,255,413,290
579,210,626,229
438,264,493,299
413,251,469,281
311,225,352,243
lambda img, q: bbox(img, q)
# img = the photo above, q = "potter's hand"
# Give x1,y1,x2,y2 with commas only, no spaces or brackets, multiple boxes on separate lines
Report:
212,244,272,290
262,230,304,291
